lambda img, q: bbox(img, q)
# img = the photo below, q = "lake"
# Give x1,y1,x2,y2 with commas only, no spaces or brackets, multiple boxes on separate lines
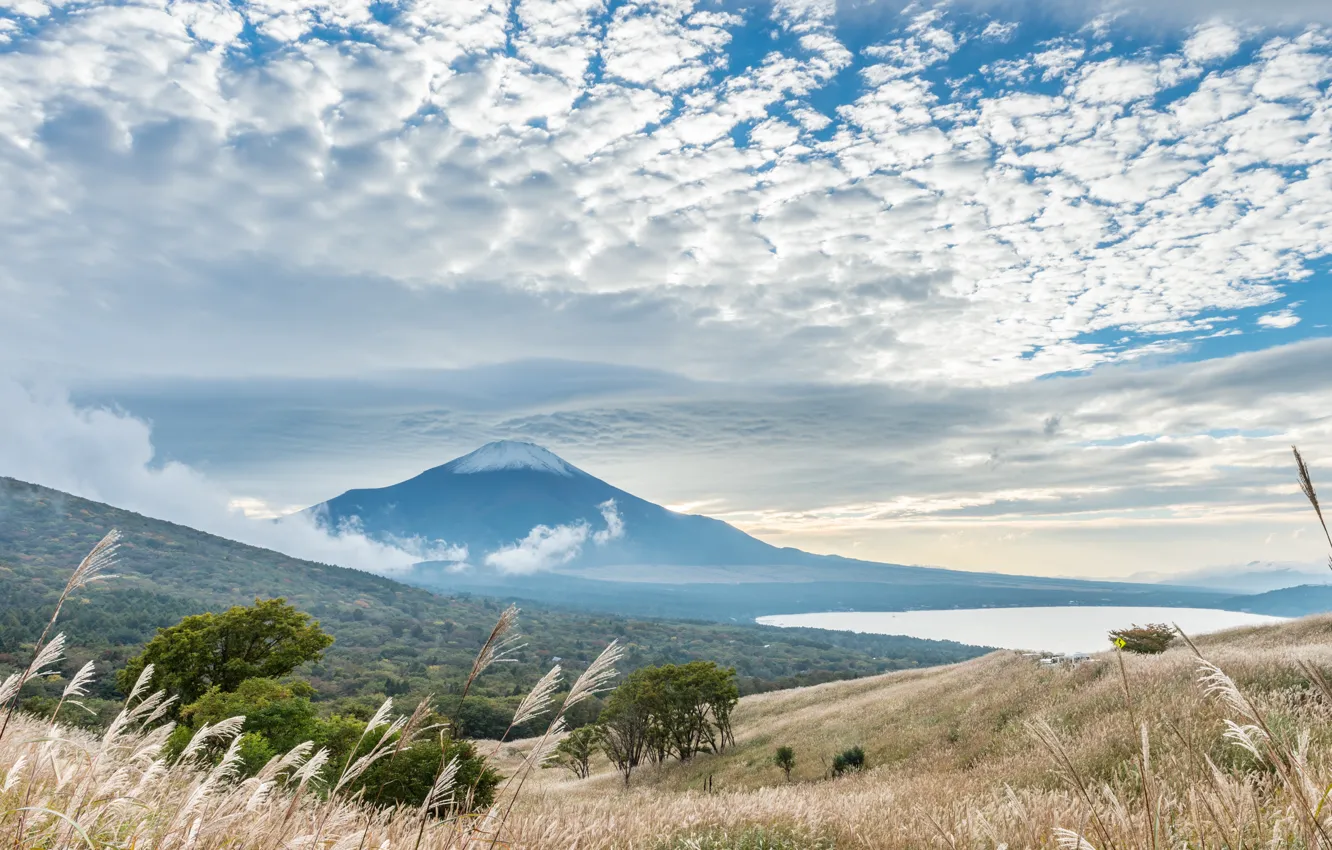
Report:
755,607,1289,654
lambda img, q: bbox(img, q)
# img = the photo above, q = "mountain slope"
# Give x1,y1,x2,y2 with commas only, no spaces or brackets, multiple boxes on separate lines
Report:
0,475,994,715
1221,583,1332,616
311,441,1240,619
495,615,1332,849
313,440,800,571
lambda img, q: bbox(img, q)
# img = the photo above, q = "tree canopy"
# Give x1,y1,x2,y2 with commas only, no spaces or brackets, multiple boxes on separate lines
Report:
597,661,738,784
117,597,333,705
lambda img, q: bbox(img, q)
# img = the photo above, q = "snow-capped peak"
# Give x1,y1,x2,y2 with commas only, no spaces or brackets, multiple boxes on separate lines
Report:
449,441,579,477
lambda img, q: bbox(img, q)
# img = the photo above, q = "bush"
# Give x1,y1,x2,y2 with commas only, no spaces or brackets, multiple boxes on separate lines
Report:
351,736,501,814
1108,623,1175,654
773,745,795,781
831,745,865,776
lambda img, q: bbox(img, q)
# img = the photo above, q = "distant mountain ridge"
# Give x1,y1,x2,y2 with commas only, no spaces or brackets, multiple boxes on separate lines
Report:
1131,562,1332,595
309,441,1261,620
312,440,816,572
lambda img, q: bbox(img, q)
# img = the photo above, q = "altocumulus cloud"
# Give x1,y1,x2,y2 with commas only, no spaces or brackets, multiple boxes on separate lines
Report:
0,2,1330,387
0,382,467,574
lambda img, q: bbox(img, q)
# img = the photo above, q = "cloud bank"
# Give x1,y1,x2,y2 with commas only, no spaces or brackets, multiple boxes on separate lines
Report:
0,381,464,574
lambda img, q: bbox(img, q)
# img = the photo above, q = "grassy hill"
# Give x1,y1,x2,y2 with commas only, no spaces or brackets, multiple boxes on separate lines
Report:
0,476,989,729
494,614,1332,848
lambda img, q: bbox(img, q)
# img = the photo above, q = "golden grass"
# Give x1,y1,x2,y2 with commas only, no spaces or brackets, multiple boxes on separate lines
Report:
9,587,1332,849
7,611,1332,849
485,616,1332,848
8,448,1332,850
0,531,623,849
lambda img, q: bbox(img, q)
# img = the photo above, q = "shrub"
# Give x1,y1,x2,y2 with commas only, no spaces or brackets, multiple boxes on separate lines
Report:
773,745,795,781
831,745,865,775
1108,623,1175,654
351,735,501,814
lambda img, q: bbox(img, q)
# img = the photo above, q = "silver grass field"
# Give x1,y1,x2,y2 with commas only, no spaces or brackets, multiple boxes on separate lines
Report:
3,447,1332,849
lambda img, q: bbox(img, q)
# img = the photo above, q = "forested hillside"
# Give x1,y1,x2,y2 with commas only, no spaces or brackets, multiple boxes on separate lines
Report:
0,477,989,732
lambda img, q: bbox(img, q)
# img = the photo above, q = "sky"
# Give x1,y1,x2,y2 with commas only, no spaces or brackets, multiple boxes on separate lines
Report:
1,0,1331,579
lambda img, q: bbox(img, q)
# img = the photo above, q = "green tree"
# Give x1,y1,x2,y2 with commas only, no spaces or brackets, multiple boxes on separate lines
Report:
597,661,739,784
168,677,323,769
774,745,795,781
598,674,653,786
117,598,333,705
553,726,599,779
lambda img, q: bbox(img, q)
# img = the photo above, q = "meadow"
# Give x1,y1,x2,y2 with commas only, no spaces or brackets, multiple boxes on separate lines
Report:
4,448,1332,848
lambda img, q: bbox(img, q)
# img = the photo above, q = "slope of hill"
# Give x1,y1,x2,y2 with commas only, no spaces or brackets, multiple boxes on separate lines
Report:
314,440,1237,620
497,614,1332,848
1221,582,1332,616
0,476,991,722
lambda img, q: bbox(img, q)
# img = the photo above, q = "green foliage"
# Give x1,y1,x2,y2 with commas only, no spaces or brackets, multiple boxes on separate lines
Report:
166,679,500,809
831,745,865,776
352,736,501,814
455,696,544,740
773,745,795,781
174,678,324,762
117,598,333,706
236,732,278,774
553,726,599,779
1109,623,1176,654
598,671,654,786
598,661,739,784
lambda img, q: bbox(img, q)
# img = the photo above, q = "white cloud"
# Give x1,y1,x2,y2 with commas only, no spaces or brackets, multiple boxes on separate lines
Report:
1184,21,1245,64
0,381,463,574
1,3,1329,392
592,499,626,544
981,20,1017,42
1257,308,1301,328
484,498,625,574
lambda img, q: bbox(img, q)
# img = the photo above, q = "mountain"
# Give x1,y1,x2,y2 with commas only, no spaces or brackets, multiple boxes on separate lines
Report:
0,475,997,715
1220,584,1332,617
1129,562,1332,594
311,441,1244,620
312,440,805,572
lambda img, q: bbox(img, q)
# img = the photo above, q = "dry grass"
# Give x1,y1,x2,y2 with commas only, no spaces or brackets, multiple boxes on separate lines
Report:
0,532,623,850
490,617,1332,848
6,446,1332,848
8,598,1332,849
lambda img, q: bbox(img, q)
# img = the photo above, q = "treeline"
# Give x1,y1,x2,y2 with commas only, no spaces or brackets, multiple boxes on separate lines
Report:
558,661,738,784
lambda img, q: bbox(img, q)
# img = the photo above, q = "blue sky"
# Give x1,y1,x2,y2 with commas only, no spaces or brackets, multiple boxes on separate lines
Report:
1,0,1331,578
